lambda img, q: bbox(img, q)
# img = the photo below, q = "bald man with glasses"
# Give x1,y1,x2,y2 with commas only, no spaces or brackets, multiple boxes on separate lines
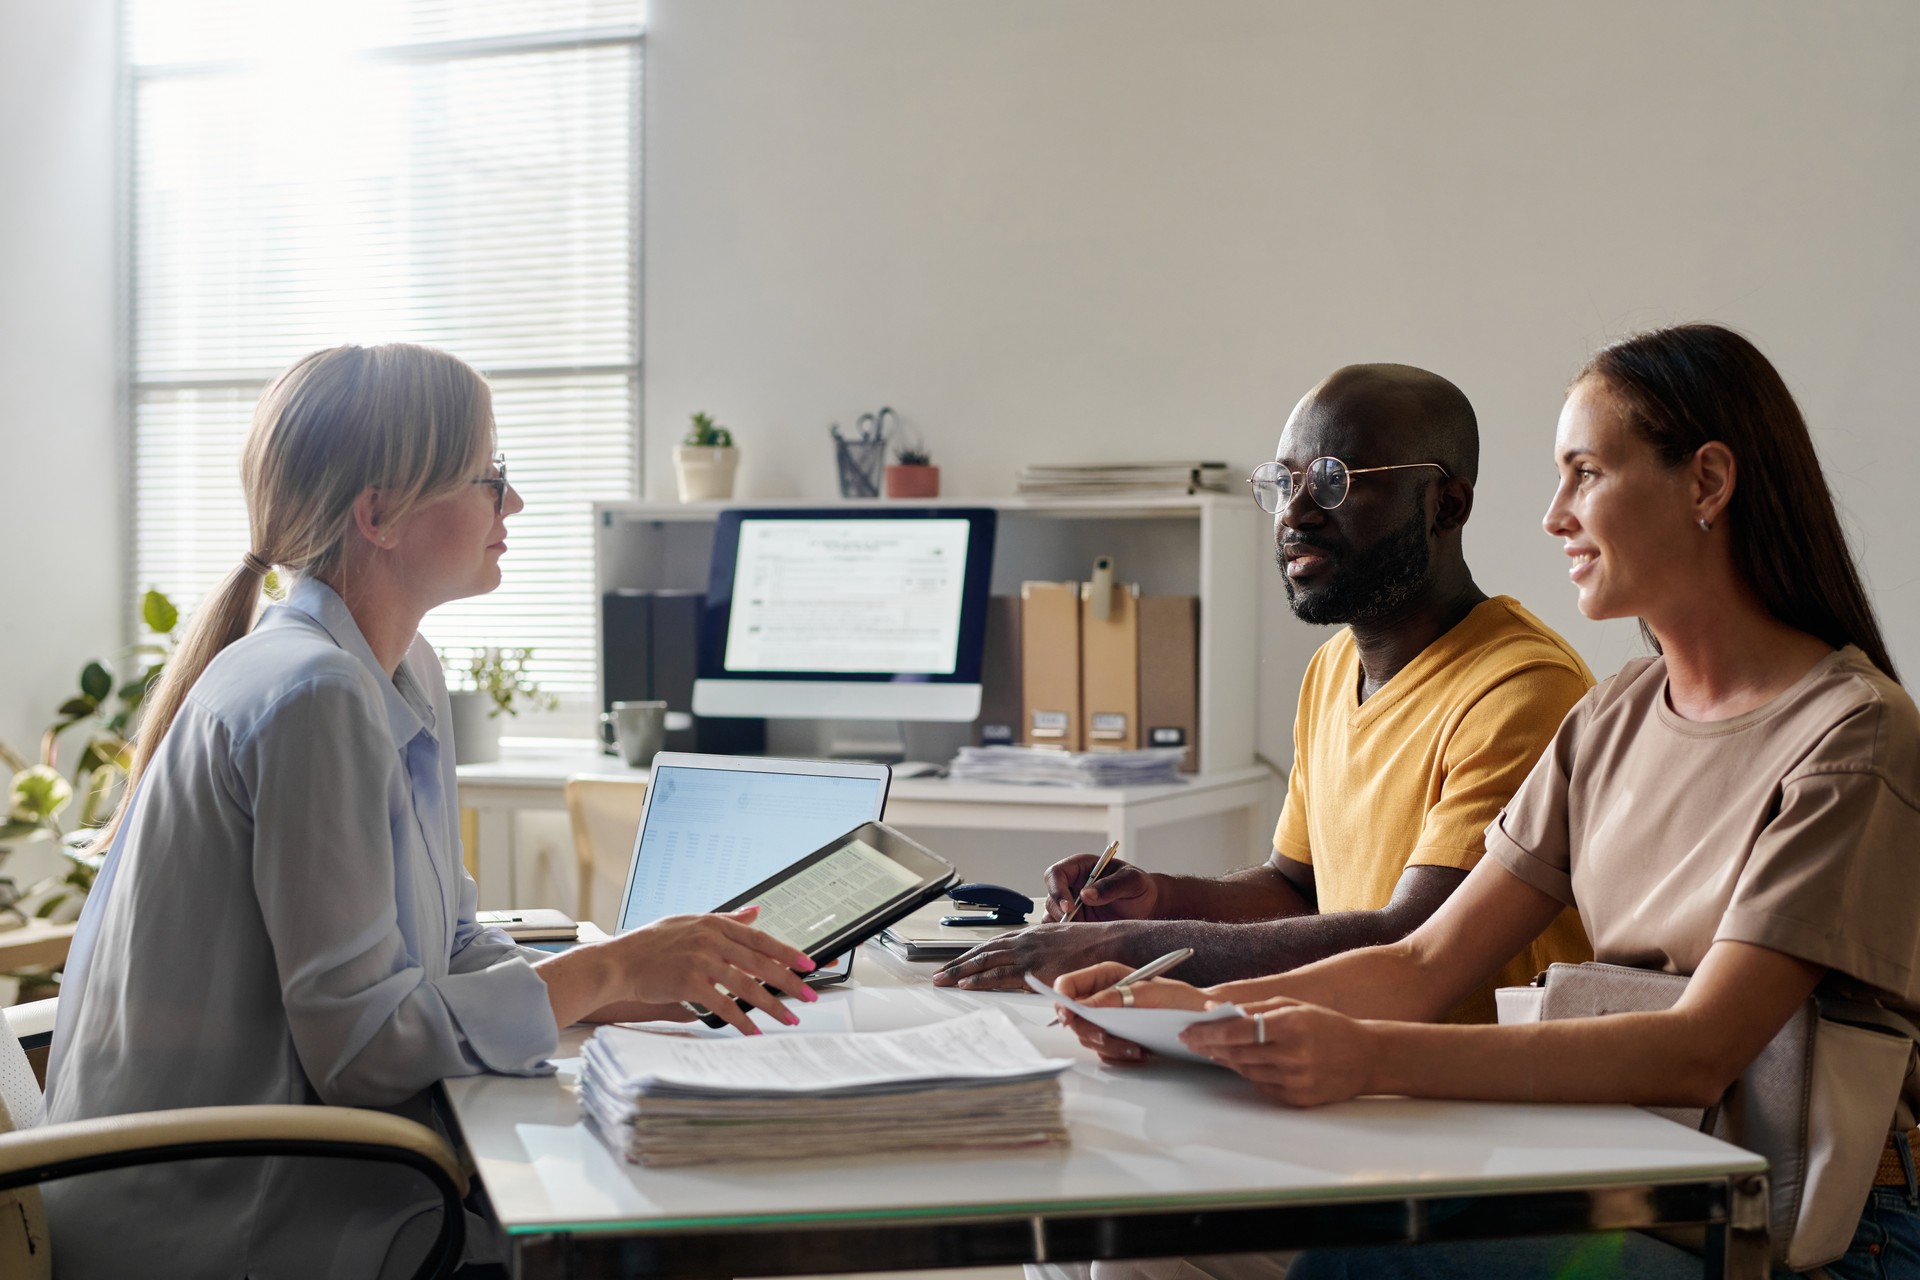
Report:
936,364,1593,1025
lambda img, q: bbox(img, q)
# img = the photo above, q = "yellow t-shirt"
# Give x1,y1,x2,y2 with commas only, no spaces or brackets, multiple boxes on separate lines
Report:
1272,595,1595,1020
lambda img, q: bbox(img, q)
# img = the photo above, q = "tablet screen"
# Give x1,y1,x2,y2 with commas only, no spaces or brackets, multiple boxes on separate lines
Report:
748,837,925,952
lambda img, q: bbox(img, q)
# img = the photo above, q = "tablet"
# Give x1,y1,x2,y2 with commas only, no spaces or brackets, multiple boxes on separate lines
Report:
689,821,957,1027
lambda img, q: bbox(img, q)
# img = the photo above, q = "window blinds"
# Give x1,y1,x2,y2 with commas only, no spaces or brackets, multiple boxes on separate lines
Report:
126,0,643,717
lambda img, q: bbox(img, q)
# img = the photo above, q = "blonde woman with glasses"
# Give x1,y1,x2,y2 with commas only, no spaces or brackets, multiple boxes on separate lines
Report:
41,345,819,1279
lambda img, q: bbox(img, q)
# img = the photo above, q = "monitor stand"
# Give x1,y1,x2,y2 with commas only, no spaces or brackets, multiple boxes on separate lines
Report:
822,720,906,763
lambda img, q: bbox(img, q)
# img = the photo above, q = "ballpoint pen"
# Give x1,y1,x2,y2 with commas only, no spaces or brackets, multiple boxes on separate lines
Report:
1059,840,1121,923
1045,946,1194,1025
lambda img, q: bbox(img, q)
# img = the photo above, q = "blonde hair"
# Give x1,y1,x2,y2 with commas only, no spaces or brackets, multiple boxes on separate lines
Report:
104,343,493,842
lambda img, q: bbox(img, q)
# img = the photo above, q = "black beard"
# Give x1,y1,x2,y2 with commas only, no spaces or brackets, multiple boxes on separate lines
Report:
1281,506,1432,626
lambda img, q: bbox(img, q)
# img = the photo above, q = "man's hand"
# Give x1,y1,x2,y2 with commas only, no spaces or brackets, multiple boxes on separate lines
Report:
1043,851,1160,921
931,920,1138,990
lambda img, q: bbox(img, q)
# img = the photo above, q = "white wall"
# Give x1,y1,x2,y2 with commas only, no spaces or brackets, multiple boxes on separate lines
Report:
0,0,121,841
643,0,1920,766
4,2,1917,782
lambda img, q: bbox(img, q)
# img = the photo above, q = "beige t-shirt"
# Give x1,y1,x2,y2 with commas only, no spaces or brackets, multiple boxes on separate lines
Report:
1488,645,1920,1122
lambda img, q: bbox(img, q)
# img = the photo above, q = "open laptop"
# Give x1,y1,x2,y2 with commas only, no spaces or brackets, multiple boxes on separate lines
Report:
613,752,893,978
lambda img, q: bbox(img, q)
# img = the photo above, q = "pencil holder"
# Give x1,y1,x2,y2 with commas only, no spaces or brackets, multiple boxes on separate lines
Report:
832,433,886,498
829,406,896,498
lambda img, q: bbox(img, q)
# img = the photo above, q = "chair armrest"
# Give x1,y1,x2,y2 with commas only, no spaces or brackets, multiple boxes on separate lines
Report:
0,1103,466,1193
2,998,57,1049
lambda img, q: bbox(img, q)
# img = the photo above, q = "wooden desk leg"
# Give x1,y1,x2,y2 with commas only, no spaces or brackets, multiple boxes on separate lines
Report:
460,808,481,882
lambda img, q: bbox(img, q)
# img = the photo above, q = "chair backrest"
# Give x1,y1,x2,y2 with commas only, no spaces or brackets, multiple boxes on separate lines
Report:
0,999,54,1277
563,777,648,929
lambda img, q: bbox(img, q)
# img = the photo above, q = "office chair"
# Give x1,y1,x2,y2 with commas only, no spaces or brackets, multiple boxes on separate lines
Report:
563,776,649,928
0,998,468,1280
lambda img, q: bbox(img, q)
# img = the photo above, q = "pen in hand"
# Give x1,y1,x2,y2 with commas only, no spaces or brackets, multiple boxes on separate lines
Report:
1059,840,1121,923
1045,946,1194,1026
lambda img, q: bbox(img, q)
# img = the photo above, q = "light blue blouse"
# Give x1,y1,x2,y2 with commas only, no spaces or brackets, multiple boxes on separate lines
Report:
43,578,558,1279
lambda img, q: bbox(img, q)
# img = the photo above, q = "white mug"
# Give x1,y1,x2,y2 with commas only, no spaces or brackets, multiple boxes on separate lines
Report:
599,700,669,768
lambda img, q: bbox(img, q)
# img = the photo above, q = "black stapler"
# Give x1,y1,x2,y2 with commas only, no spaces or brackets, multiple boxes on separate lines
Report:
942,883,1036,927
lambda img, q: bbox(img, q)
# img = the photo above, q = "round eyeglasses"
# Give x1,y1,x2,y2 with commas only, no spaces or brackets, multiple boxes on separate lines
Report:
471,454,508,514
1247,457,1451,513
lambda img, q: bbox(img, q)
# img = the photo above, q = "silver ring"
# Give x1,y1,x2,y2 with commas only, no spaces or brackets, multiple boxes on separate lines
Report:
1119,984,1135,1008
1255,1011,1266,1045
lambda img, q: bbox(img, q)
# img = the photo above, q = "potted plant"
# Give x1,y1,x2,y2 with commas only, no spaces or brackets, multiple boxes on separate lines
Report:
673,411,739,502
0,587,182,929
885,442,940,499
443,647,560,765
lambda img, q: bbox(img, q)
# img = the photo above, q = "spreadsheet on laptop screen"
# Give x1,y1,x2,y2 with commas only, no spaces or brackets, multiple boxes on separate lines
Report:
617,765,887,930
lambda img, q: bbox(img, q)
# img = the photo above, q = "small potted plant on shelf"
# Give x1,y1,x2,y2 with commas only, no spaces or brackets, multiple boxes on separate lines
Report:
885,441,939,499
443,647,560,765
674,411,739,502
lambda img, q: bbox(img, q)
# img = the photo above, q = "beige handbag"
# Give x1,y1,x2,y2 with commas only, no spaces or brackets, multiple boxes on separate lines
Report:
1498,961,1917,1271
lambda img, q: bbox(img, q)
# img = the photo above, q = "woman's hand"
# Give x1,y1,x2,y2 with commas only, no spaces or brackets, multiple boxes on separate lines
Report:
1048,962,1212,1065
540,906,818,1034
1180,997,1378,1107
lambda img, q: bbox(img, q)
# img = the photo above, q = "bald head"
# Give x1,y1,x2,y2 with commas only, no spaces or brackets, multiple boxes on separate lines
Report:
1297,364,1479,485
1272,363,1482,629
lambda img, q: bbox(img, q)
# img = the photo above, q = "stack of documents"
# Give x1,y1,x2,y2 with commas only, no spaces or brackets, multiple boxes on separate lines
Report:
948,745,1189,788
1015,461,1231,497
579,1008,1071,1166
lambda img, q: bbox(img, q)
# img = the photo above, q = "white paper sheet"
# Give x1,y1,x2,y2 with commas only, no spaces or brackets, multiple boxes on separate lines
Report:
589,1006,1070,1096
1025,973,1244,1064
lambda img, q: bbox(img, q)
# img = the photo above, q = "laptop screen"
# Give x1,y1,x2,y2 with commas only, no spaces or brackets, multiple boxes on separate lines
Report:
616,760,889,931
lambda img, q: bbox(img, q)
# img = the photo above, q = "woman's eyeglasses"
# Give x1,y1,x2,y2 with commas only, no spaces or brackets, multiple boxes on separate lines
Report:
471,455,509,514
1247,457,1450,513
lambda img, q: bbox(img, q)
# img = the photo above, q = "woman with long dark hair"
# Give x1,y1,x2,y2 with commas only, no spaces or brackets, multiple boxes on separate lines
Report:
1057,325,1919,1277
41,345,820,1278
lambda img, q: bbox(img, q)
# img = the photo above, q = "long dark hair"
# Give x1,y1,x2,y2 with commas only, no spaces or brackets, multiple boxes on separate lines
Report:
1577,323,1898,682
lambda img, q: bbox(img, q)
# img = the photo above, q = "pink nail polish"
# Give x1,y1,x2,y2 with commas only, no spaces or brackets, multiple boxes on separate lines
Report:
802,987,819,1002
797,956,817,972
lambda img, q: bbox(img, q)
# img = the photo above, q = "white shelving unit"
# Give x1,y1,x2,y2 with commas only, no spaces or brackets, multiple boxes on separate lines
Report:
591,493,1265,773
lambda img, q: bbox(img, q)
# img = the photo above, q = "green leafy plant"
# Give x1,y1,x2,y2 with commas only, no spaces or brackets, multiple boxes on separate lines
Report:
893,444,933,466
0,587,181,919
445,647,560,718
683,411,734,448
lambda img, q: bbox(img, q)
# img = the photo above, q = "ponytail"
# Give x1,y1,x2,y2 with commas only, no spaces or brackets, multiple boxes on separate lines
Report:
91,343,492,849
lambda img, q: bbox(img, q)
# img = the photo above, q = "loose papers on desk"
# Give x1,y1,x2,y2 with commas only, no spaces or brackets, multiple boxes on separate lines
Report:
1025,973,1244,1064
947,744,1189,788
579,1008,1071,1166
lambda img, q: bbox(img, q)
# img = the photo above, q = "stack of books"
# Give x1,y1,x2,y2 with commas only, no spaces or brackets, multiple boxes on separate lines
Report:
1015,461,1232,497
578,1008,1071,1166
947,745,1190,788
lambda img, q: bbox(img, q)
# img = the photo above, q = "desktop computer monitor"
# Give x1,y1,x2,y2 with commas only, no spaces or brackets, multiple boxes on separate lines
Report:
692,507,998,722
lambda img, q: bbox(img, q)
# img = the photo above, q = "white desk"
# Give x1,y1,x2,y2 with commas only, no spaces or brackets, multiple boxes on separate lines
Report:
456,746,1278,906
443,947,1770,1279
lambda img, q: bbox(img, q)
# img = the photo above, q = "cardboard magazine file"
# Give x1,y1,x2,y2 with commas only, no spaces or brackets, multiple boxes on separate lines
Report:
1020,581,1082,751
1080,581,1141,751
1138,595,1199,772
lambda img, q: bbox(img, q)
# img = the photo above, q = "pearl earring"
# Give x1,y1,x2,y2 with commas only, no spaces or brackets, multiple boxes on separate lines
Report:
1697,518,1712,533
